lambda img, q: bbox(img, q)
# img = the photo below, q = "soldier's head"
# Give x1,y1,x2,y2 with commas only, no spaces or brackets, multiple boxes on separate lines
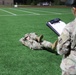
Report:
72,6,76,16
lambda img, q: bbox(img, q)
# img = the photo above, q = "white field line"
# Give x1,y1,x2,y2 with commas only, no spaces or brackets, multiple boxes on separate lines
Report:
35,10,71,14
21,8,72,15
20,8,62,15
9,8,40,15
0,14,51,16
0,15,15,16
0,13,72,16
0,9,17,16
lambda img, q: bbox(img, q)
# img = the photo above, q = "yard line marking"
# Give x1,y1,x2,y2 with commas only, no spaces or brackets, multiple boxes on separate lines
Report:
10,8,40,15
0,9,17,16
21,8,72,14
20,8,62,15
0,13,72,16
25,8,72,14
0,15,14,16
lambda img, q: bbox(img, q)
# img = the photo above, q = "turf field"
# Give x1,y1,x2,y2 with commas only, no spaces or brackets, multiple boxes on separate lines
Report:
0,7,74,75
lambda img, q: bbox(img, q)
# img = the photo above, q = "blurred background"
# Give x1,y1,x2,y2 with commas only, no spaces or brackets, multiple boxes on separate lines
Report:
0,0,76,7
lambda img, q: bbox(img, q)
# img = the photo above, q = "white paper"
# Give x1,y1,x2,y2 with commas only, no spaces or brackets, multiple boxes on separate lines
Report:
48,21,66,35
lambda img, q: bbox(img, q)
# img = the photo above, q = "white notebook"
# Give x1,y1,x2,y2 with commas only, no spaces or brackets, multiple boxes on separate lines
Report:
46,19,66,36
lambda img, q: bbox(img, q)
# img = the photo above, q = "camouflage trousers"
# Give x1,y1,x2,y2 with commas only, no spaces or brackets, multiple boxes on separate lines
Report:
60,51,76,75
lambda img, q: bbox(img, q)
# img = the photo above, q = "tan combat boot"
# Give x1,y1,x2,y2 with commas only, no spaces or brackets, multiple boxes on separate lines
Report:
51,40,58,50
36,35,43,42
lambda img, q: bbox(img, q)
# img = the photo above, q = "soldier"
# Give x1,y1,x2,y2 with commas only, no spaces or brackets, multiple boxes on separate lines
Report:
57,6,76,75
19,32,57,50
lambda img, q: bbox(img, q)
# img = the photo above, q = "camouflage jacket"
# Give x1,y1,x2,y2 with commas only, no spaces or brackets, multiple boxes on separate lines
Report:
57,18,76,56
57,18,76,74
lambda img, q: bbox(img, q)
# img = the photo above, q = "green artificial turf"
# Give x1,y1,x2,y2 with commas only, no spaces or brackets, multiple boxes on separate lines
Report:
0,7,74,75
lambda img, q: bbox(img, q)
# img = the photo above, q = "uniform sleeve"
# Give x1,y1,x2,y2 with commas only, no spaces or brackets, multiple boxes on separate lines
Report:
57,28,71,55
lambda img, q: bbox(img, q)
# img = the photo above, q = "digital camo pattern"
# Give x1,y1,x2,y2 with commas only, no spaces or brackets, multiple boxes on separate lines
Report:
57,18,76,75
19,32,52,50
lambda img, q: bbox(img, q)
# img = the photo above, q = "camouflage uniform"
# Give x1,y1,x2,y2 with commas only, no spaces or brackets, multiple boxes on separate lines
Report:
19,32,52,50
57,18,76,75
